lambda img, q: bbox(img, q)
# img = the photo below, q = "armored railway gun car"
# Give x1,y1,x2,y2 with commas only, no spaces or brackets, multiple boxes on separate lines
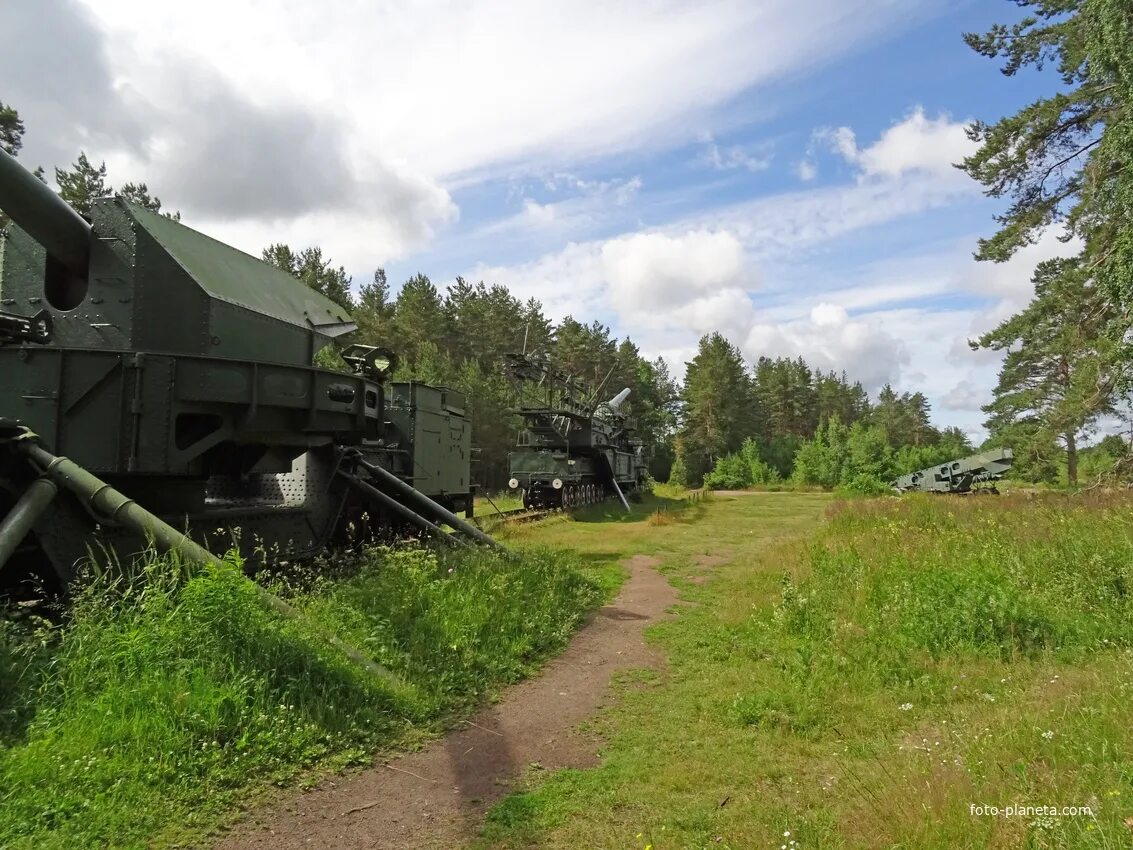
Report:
503,354,647,512
0,146,492,595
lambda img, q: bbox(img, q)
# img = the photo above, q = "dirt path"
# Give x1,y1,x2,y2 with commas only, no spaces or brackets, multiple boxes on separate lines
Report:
215,554,676,850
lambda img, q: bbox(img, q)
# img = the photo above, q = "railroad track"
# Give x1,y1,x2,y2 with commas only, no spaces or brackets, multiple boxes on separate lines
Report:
471,506,553,527
471,490,640,529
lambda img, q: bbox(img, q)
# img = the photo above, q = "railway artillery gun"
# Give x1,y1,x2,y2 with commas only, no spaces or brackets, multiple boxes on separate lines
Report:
892,447,1015,494
503,353,648,512
0,145,500,595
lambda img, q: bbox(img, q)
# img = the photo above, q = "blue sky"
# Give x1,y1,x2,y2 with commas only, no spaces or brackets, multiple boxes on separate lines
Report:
3,0,1094,438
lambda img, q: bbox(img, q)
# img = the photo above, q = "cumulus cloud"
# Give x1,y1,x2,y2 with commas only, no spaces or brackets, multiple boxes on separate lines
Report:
744,303,910,390
471,227,756,336
601,230,750,312
818,107,976,182
0,0,457,262
795,160,818,181
0,0,144,169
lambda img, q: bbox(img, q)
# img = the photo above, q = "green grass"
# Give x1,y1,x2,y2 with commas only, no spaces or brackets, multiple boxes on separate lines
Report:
0,544,604,849
478,491,1133,850
474,489,524,514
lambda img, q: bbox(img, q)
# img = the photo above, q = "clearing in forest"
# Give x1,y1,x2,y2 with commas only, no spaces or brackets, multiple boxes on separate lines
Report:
216,489,832,848
481,490,1133,849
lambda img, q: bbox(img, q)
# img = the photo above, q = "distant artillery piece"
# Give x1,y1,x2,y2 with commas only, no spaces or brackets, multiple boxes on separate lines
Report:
892,448,1014,494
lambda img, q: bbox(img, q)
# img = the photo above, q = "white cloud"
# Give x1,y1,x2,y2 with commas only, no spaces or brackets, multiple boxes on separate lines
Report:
486,175,643,239
795,160,818,181
522,199,558,227
819,106,976,181
601,230,750,312
959,227,1080,321
695,170,974,261
700,138,774,172
65,0,935,182
744,303,910,390
5,0,939,266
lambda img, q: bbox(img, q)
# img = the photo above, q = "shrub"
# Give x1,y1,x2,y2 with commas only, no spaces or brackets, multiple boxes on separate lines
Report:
703,438,782,490
834,473,892,498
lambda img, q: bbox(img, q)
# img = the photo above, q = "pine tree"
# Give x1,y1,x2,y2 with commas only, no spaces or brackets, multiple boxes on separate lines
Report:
752,356,815,441
678,333,754,485
871,386,939,448
960,0,1133,366
55,152,110,216
354,268,396,348
0,101,25,156
976,256,1117,484
117,181,180,220
0,102,27,229
261,244,354,312
813,370,870,431
393,274,446,369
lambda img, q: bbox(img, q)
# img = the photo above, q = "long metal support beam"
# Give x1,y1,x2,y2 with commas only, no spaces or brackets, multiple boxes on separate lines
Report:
0,477,58,571
10,434,404,687
352,455,506,551
340,471,468,549
20,441,216,566
604,456,631,513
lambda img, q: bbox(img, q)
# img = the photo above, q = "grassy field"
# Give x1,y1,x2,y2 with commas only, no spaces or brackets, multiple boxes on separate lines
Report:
482,489,1133,849
4,488,1130,848
0,545,610,849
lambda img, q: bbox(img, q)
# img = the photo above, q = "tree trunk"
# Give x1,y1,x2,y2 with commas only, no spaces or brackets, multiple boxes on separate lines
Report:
1066,431,1078,486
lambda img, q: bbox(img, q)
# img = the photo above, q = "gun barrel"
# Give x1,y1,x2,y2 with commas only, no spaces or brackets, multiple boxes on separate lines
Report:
607,387,631,412
0,146,92,277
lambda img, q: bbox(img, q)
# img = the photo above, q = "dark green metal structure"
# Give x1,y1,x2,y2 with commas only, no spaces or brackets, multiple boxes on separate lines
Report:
504,353,647,511
892,448,1014,494
0,146,491,593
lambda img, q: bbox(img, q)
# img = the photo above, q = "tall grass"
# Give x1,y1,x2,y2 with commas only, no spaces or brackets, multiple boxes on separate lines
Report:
0,544,600,849
732,492,1133,846
474,491,1133,850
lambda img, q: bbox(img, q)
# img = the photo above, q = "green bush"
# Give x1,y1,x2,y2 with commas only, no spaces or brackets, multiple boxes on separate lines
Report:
703,437,782,490
833,473,892,498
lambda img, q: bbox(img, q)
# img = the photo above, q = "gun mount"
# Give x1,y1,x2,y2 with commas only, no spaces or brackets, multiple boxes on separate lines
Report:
0,146,493,595
503,353,647,512
892,448,1014,494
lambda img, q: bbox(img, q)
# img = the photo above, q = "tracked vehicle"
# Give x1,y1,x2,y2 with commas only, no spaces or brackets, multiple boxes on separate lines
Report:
0,146,494,595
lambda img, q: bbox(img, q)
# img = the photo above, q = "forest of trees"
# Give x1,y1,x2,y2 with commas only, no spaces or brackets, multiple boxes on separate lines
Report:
668,333,976,490
254,252,681,489
4,0,1132,498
